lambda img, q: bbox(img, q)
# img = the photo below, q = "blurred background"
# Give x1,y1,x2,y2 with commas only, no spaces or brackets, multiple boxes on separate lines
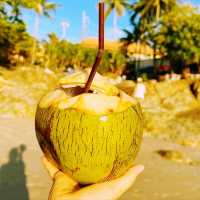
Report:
0,0,200,200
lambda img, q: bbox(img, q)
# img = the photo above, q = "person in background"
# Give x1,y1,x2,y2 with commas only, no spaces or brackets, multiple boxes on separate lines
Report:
181,66,191,79
133,77,146,100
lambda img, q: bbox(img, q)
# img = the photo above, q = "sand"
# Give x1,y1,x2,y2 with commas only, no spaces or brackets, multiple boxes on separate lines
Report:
0,117,200,200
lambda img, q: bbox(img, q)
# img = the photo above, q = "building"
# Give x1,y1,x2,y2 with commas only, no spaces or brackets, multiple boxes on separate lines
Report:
81,37,161,61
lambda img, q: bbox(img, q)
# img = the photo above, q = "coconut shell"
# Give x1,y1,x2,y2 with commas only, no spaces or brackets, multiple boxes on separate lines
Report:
35,98,143,184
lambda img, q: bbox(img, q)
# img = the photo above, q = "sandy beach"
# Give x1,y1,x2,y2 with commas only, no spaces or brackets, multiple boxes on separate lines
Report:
1,0,200,198
0,117,199,200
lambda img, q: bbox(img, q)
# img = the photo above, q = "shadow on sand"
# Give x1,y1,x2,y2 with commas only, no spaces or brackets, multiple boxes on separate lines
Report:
0,144,29,200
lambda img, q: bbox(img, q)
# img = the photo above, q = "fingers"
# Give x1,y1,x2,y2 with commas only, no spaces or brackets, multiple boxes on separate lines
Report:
43,157,144,200
49,173,80,200
42,157,80,200
42,156,59,178
68,165,144,200
117,165,144,184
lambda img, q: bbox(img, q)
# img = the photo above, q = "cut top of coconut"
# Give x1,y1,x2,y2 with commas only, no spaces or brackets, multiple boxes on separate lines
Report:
39,88,138,115
59,69,119,96
39,70,138,115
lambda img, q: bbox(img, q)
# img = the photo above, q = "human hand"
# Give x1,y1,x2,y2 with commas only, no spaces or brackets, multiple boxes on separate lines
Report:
43,157,144,200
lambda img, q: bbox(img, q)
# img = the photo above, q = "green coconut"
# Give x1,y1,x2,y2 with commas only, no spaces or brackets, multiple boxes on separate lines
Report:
35,71,143,184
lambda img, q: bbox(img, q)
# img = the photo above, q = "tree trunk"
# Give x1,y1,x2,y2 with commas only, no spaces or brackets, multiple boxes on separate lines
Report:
112,10,119,40
198,64,200,74
153,43,157,76
138,41,142,73
156,0,160,20
31,13,40,65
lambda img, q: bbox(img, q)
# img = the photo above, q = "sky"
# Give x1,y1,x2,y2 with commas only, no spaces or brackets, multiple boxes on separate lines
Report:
22,0,200,43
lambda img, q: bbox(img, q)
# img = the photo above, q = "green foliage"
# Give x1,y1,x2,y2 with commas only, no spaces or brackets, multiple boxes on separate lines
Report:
125,0,177,43
0,0,57,19
0,17,33,66
131,0,177,23
0,0,37,23
105,0,130,19
39,33,126,75
121,0,177,66
123,1,200,73
0,0,57,67
0,0,126,75
30,0,57,16
154,5,200,70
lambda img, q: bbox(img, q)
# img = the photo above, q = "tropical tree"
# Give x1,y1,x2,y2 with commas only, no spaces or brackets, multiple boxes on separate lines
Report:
105,0,129,19
0,0,57,65
39,34,126,75
0,1,6,19
0,0,34,66
0,0,36,23
154,4,200,73
131,0,177,57
122,0,177,75
131,0,177,22
30,0,57,65
120,20,145,77
121,20,144,53
105,0,130,39
0,17,33,66
5,0,22,23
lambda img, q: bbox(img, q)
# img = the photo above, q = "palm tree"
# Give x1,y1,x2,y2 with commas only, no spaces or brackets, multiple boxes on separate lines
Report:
121,20,146,76
104,0,129,19
105,0,130,39
131,0,177,22
31,0,57,65
121,20,144,53
129,0,177,71
61,20,70,40
44,33,59,69
0,0,36,23
6,0,22,23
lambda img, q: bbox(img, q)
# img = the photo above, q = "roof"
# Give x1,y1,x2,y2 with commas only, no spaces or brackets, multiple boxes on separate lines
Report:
80,37,121,51
80,37,160,58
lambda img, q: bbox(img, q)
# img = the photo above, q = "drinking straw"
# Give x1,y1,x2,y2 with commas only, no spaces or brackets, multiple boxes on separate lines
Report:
84,0,105,93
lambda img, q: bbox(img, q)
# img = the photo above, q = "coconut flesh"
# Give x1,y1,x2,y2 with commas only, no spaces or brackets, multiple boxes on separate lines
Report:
35,71,143,184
